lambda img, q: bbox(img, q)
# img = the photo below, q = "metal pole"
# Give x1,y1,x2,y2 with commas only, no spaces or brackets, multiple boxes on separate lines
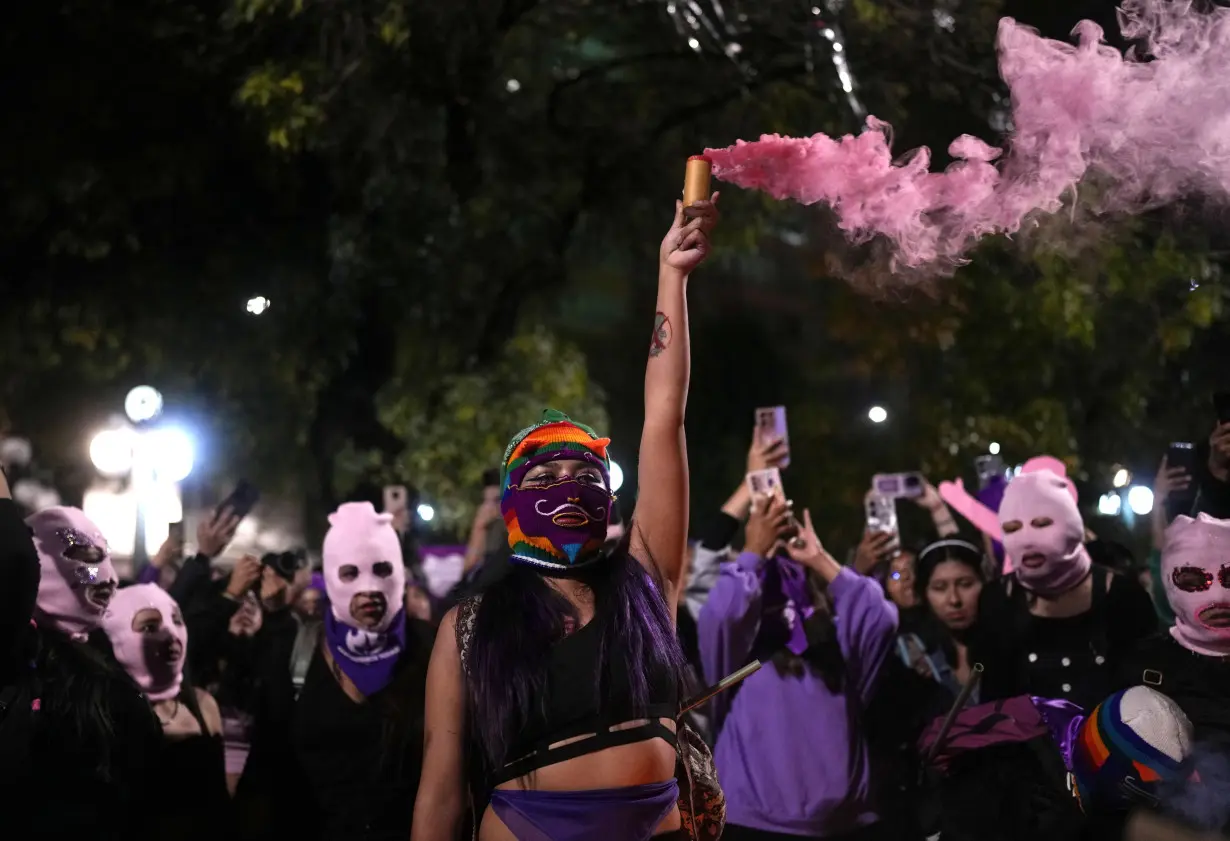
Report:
925,662,984,764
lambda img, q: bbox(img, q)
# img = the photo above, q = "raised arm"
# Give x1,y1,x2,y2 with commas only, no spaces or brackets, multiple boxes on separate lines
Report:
786,509,899,705
630,195,719,610
411,607,468,841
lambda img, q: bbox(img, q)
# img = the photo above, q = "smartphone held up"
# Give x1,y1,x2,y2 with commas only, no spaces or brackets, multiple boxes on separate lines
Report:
746,467,786,502
1215,391,1230,426
864,492,899,539
218,480,260,521
871,472,924,500
754,406,790,468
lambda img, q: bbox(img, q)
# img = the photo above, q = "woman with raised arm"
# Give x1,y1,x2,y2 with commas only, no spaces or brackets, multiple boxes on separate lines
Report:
410,193,719,841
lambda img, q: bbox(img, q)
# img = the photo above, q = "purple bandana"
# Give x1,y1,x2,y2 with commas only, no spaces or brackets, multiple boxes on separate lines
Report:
323,608,406,697
760,556,815,656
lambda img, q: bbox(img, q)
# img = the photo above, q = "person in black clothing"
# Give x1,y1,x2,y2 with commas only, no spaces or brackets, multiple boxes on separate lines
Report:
281,501,431,841
974,468,1158,711
102,583,232,840
0,491,161,838
1117,513,1230,748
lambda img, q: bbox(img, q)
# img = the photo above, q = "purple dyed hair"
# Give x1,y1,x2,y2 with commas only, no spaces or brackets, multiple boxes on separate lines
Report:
465,528,688,773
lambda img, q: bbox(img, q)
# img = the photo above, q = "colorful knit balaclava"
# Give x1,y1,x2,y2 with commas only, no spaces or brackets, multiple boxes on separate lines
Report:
998,470,1091,597
103,583,187,702
1162,514,1230,657
27,506,118,640
1071,686,1192,813
500,409,613,574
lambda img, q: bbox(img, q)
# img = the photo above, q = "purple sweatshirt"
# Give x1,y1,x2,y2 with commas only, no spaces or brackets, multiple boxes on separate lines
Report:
699,553,898,837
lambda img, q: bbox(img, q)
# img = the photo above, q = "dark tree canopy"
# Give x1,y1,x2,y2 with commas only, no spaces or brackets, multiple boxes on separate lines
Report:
2,0,1226,553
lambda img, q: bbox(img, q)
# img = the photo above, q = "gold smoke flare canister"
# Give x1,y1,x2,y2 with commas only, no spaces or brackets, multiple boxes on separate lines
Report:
683,155,712,208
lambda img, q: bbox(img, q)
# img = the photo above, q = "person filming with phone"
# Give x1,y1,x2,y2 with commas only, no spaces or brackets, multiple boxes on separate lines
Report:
699,492,898,841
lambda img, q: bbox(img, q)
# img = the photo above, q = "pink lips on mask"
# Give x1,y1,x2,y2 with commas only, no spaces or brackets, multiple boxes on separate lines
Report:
1198,604,1230,629
1020,553,1047,569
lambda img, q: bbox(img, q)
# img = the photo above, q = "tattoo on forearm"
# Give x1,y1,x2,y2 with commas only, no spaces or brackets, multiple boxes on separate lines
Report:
649,312,672,358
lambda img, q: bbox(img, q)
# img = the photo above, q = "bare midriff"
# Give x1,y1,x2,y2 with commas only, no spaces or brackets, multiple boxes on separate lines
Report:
479,719,680,841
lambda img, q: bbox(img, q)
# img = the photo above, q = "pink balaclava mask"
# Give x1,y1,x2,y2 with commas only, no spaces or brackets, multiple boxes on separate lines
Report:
321,502,405,633
27,506,118,639
103,584,187,701
997,470,1091,597
1163,514,1230,657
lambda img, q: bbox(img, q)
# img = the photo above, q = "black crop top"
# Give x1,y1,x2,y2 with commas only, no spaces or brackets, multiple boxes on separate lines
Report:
457,598,679,784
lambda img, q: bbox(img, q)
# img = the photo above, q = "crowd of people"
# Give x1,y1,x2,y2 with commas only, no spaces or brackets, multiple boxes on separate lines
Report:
2,195,1229,841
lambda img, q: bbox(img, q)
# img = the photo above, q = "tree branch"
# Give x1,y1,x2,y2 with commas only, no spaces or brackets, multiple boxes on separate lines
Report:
546,51,693,135
647,63,806,142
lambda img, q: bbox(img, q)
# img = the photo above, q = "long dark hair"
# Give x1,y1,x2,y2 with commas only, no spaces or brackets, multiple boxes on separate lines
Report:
38,627,134,779
466,529,687,773
762,569,846,693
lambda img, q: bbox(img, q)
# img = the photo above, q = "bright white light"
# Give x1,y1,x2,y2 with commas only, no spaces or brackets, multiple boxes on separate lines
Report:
1127,486,1154,516
125,386,163,423
90,428,138,476
1112,468,1131,489
823,27,835,39
83,488,137,558
687,37,700,50
833,42,843,52
1097,492,1122,517
246,296,271,315
505,78,521,93
417,503,435,522
989,442,1001,455
811,6,821,14
609,460,625,493
868,406,888,424
146,428,194,483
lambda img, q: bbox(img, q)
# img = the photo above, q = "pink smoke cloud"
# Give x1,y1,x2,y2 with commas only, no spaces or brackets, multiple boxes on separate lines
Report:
705,0,1230,272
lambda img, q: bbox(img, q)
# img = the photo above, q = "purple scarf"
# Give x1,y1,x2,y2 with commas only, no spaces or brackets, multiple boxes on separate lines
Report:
323,608,406,697
763,555,815,656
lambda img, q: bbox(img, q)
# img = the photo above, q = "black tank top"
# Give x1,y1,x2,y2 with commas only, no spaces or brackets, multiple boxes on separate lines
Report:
293,623,431,841
492,610,679,783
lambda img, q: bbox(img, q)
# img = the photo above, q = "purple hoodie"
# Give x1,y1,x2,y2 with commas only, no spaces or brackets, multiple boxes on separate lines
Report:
699,554,898,837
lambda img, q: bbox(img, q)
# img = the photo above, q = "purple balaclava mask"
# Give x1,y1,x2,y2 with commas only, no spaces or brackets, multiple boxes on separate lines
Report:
27,506,118,640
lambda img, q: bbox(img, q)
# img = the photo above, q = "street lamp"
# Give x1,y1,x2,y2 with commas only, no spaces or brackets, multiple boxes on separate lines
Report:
1127,486,1154,516
88,390,193,570
125,386,163,423
609,460,625,493
1097,492,1123,517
